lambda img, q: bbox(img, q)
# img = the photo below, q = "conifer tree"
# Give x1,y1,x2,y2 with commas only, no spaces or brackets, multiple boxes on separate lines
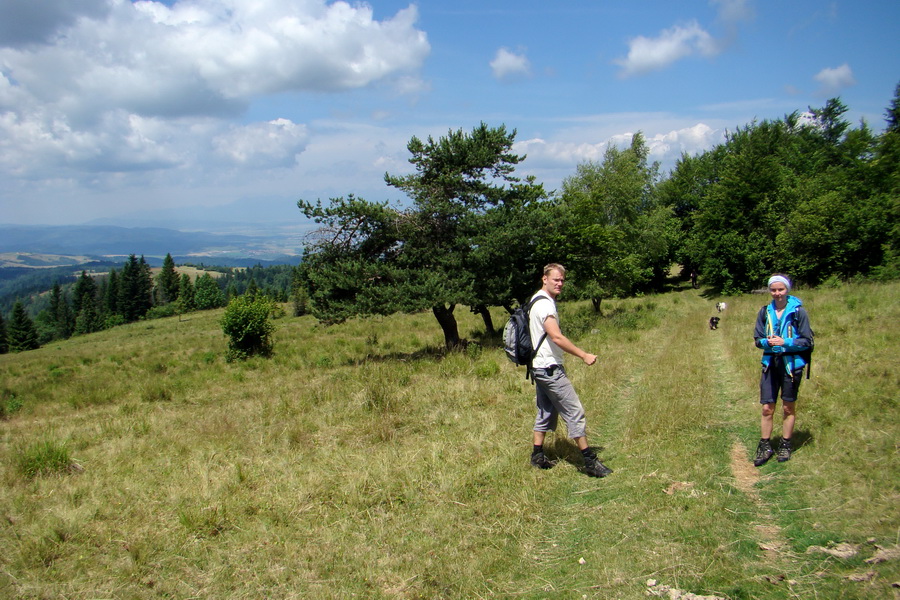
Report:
156,253,180,304
300,123,547,347
74,300,100,335
46,282,74,339
177,273,195,312
105,268,120,316
138,256,153,315
118,255,154,321
226,281,239,301
8,301,39,352
118,257,138,321
72,271,97,317
0,311,7,354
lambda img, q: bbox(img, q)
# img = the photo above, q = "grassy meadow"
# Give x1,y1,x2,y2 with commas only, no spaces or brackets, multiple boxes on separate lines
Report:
1,279,898,599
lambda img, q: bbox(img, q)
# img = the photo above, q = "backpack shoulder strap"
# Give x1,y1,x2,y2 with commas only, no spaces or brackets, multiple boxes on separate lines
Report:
526,295,551,362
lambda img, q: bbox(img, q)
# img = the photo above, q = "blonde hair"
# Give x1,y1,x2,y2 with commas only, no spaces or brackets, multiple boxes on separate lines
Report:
543,263,566,277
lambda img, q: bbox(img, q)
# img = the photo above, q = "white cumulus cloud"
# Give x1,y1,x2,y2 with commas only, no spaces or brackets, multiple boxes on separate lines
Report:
614,0,755,77
813,63,856,95
490,47,532,80
615,21,719,77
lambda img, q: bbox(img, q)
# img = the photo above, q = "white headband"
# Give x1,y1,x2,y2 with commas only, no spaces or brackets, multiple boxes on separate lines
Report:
768,275,791,290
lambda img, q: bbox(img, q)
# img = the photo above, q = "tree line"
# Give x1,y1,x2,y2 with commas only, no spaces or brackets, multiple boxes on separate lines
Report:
0,255,300,353
3,88,897,354
296,88,899,348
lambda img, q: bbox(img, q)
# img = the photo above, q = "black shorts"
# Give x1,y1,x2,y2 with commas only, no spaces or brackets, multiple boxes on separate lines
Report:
760,357,804,404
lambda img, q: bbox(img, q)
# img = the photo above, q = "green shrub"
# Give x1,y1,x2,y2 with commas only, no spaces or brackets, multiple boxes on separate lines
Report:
221,294,277,361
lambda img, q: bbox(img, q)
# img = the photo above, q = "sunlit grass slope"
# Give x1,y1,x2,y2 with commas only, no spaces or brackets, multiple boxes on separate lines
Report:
1,280,897,599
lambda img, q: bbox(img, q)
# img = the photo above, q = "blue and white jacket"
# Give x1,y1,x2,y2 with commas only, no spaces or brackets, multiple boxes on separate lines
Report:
753,295,814,378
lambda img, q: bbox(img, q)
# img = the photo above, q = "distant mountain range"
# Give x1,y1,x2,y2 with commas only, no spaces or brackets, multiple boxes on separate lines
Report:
0,224,308,267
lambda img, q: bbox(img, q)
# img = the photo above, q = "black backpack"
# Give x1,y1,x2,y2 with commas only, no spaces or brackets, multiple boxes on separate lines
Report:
503,296,550,379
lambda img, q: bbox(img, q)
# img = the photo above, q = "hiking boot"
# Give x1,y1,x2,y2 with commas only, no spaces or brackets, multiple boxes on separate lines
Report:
753,439,774,467
530,452,556,470
777,438,792,463
583,456,613,478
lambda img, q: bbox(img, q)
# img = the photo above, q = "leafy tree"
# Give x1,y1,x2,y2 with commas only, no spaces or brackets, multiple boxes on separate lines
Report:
666,93,898,291
868,82,900,279
299,123,548,348
558,133,676,309
194,273,225,310
221,294,277,361
155,253,180,304
658,146,726,283
8,301,39,352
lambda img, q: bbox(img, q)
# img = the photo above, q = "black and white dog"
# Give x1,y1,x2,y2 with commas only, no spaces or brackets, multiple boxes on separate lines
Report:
709,316,720,330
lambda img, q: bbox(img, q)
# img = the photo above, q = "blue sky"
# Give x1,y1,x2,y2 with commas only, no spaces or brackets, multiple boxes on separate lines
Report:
1,0,898,230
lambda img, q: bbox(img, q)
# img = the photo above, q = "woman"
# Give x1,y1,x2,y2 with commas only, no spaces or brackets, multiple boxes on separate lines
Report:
752,274,814,466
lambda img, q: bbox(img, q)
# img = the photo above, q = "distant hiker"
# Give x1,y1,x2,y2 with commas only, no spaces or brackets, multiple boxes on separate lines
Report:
752,274,814,466
528,263,612,478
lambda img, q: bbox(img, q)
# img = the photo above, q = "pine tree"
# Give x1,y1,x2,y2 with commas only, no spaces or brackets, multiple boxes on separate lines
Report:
8,301,40,352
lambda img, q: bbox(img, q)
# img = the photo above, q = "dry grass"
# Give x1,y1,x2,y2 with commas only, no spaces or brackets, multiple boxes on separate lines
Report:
0,281,897,599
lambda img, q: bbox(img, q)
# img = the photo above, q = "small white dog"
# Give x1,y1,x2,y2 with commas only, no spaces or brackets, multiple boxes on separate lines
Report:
716,302,727,312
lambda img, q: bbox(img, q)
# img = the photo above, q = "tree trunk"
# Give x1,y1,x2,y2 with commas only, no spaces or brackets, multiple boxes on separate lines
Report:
591,297,602,312
432,304,461,349
472,304,494,334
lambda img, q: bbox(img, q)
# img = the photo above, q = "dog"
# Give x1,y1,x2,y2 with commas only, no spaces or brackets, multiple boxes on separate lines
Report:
709,316,720,330
716,302,727,312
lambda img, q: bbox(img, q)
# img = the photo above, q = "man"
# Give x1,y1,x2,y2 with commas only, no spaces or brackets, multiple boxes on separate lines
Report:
528,263,612,478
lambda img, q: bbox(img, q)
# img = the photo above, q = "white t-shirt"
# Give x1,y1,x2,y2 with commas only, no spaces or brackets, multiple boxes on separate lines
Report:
528,290,564,369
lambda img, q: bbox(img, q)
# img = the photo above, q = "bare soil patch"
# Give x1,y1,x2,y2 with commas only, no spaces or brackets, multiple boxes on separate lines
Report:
729,441,788,559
